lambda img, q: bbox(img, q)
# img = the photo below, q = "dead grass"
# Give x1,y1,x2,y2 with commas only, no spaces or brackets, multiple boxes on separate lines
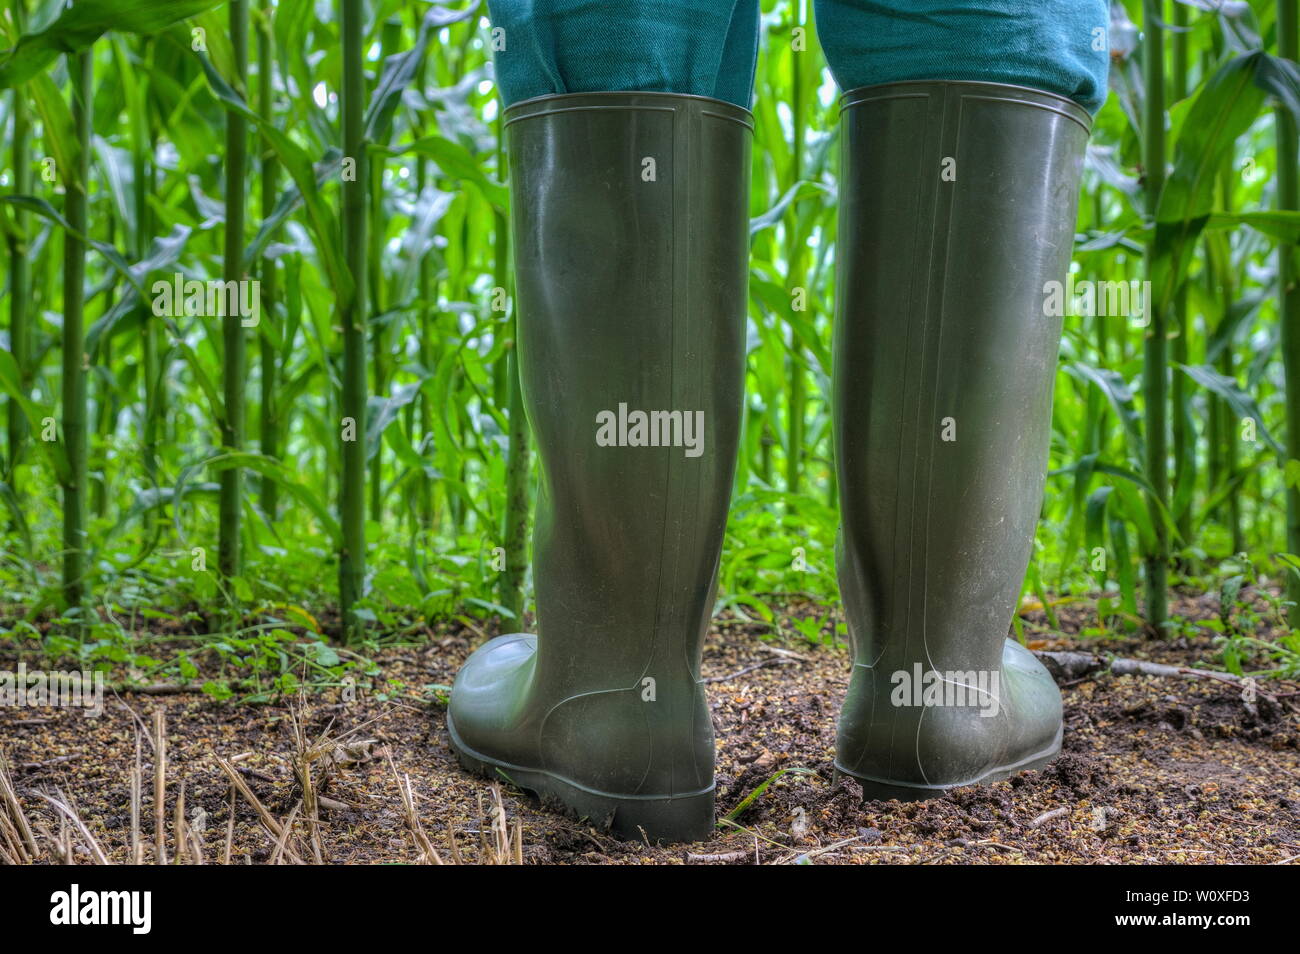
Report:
0,694,524,866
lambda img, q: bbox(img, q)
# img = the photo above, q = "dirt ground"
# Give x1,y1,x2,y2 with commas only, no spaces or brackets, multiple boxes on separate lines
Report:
2,591,1298,865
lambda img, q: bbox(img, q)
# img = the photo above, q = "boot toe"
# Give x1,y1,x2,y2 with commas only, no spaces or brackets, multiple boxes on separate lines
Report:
447,634,537,755
1001,637,1063,756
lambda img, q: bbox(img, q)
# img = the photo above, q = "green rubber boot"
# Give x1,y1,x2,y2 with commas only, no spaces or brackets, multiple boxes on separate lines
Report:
831,81,1091,800
447,92,752,843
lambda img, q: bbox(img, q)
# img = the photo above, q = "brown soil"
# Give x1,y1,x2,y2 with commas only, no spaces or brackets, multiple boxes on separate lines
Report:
2,591,1298,865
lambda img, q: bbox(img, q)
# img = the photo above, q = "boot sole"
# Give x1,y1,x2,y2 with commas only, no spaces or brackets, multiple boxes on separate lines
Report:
445,712,716,844
833,724,1063,802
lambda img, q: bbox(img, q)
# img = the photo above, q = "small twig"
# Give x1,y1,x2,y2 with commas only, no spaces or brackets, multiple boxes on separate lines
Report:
386,747,443,865
117,683,206,696
457,616,491,643
214,755,304,864
269,800,302,866
129,731,142,864
1035,650,1299,712
37,790,110,865
287,696,325,864
172,781,187,865
445,823,464,865
18,755,79,770
772,834,867,865
971,839,1022,853
222,788,235,867
188,825,206,865
490,782,512,863
153,708,167,865
236,766,279,784
704,658,795,684
0,751,38,860
1029,807,1070,829
686,849,749,864
847,844,908,852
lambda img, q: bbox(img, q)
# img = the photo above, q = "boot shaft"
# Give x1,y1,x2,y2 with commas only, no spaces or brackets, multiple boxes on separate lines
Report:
449,94,753,836
507,92,752,700
831,81,1089,791
833,81,1090,676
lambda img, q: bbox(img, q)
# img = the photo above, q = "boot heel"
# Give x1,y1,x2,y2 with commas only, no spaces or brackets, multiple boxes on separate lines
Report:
833,767,953,803
834,723,1064,802
449,713,716,843
585,789,716,844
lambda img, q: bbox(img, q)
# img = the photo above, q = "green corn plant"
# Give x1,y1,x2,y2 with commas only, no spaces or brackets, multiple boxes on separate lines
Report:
91,218,118,520
339,0,369,640
1141,0,1169,631
1169,0,1193,553
130,36,163,523
413,39,436,536
1279,0,1300,614
0,0,225,87
219,0,250,582
1207,162,1245,556
61,48,92,617
367,16,402,524
5,0,29,492
257,0,281,520
784,8,807,500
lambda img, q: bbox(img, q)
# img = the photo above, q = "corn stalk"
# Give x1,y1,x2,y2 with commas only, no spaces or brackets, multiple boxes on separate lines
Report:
61,48,92,616
1279,0,1300,611
220,0,250,579
1142,0,1169,631
339,0,369,639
